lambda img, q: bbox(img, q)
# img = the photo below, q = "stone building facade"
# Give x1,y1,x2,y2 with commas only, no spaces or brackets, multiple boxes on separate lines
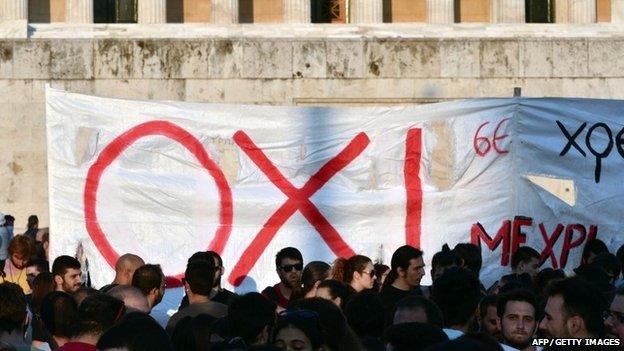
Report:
1,1,624,227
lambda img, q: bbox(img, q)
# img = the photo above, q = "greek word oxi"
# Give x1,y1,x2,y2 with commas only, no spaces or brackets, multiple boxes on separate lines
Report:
557,120,624,183
471,216,597,269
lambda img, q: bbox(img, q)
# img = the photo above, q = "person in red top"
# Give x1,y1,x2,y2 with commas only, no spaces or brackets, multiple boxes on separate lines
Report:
262,247,303,311
57,292,126,351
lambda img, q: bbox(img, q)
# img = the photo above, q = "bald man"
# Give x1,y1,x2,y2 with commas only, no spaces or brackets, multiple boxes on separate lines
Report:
100,253,145,293
108,285,150,313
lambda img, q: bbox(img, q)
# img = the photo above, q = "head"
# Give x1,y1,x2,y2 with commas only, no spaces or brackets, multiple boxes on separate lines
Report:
108,285,150,313
273,310,325,351
383,322,448,351
341,255,375,292
453,243,483,276
131,264,164,309
30,272,56,314
344,291,385,338
73,292,126,340
301,261,331,298
477,295,500,338
73,287,98,306
497,290,538,350
539,277,607,338
170,314,217,351
315,279,349,308
392,295,444,328
431,267,481,331
573,264,614,295
0,282,27,335
52,255,82,293
431,244,460,282
7,235,35,270
25,258,50,289
510,246,540,278
386,245,425,289
27,215,38,230
605,287,624,342
289,297,347,351
373,263,390,291
229,292,277,346
184,260,215,300
592,253,622,283
97,312,173,351
40,291,79,339
276,247,304,290
582,239,609,264
206,251,224,288
114,254,145,285
533,268,565,301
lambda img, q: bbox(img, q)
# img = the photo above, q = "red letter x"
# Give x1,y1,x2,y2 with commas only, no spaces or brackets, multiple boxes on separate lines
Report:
228,131,370,286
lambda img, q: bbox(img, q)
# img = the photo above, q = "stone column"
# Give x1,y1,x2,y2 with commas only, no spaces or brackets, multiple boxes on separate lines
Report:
283,0,311,23
1,0,27,20
492,0,525,22
138,0,167,23
613,0,624,22
569,0,596,23
427,0,454,24
212,0,239,24
350,0,383,23
66,0,93,23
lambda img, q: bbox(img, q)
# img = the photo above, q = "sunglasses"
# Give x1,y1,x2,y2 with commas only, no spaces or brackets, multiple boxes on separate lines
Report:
362,270,376,277
280,263,303,272
278,309,319,320
604,310,624,324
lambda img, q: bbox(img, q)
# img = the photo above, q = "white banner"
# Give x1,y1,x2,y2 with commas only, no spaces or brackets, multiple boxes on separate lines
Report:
46,87,619,291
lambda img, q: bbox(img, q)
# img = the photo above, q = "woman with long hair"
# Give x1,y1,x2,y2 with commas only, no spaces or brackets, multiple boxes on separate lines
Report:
332,255,376,293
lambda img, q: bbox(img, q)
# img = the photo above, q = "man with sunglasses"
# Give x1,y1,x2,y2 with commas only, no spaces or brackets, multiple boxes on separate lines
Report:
605,287,624,343
262,247,304,311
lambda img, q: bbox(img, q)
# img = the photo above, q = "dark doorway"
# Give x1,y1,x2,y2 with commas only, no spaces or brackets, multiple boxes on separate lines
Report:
526,0,553,22
311,0,346,23
95,0,137,23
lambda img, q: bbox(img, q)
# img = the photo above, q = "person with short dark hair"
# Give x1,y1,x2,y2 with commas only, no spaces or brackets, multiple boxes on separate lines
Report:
510,247,540,279
1,235,35,294
477,295,501,340
431,267,481,340
605,287,624,344
533,268,565,303
379,245,425,322
592,252,621,284
25,259,49,291
228,292,277,347
108,285,150,313
0,282,30,349
272,310,326,351
315,279,349,309
72,287,98,307
166,259,226,334
131,264,164,311
289,297,348,351
97,312,173,351
384,322,448,351
497,290,539,351
52,255,82,293
539,277,607,339
453,243,483,276
40,291,79,348
262,247,304,310
431,244,460,282
100,254,145,293
392,295,444,328
170,314,217,351
344,290,385,345
56,292,126,351
205,251,237,306
582,239,609,265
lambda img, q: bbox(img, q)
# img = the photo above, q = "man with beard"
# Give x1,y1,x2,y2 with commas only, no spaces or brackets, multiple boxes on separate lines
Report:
262,247,303,310
131,264,165,311
379,245,425,322
604,287,624,343
497,290,540,351
1,235,36,294
206,251,236,305
539,277,607,341
52,255,83,293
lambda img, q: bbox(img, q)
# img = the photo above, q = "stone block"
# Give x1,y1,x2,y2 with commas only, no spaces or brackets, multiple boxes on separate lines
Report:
440,40,480,78
588,40,624,77
242,41,293,79
93,79,150,100
132,40,166,79
480,40,519,78
0,41,14,78
49,80,96,96
292,41,326,79
326,41,365,78
161,40,210,79
552,40,588,77
0,80,32,104
208,40,243,78
258,79,294,103
13,40,51,79
146,79,186,100
94,40,134,79
518,40,553,78
364,40,440,78
50,40,94,79
221,79,263,103
185,79,226,102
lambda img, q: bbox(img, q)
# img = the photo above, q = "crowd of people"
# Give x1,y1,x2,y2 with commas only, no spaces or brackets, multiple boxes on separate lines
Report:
1,212,624,351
